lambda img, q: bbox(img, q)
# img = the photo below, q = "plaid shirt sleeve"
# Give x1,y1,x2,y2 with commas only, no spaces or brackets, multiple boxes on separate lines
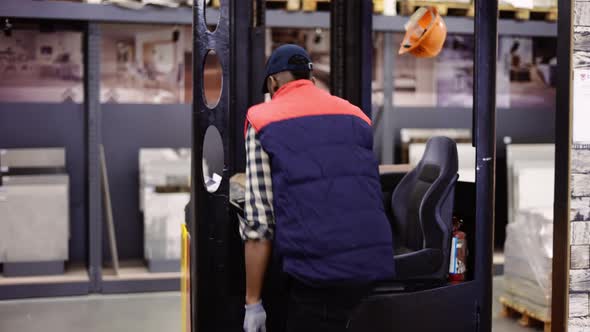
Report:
239,125,275,241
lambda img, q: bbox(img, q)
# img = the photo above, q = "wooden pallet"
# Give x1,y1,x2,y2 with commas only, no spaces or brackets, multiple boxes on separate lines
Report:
266,0,302,11
499,5,557,21
399,1,475,17
268,0,395,13
301,0,330,12
499,296,551,332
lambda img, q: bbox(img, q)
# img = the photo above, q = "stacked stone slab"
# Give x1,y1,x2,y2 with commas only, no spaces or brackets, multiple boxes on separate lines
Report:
569,144,590,330
570,2,590,330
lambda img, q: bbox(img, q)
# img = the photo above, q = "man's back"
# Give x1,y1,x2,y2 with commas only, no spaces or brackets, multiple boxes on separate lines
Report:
247,80,395,286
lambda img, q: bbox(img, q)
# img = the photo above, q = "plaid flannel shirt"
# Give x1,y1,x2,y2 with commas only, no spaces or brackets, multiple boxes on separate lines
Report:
239,125,275,241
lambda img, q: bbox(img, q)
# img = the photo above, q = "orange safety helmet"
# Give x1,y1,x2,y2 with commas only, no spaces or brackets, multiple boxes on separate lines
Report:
399,6,448,58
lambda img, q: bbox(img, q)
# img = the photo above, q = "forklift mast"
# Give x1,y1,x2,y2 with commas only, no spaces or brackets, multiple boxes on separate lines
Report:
189,1,498,331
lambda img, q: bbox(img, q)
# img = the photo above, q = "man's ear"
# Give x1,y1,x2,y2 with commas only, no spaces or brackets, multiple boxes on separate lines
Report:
310,76,317,85
268,76,279,96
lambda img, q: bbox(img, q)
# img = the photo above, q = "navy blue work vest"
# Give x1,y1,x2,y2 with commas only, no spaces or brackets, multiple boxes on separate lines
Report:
246,80,395,286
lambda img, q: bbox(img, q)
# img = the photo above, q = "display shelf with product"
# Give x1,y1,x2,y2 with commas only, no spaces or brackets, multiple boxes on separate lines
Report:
0,0,559,298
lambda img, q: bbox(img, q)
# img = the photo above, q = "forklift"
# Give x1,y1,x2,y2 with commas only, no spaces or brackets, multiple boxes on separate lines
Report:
185,0,499,331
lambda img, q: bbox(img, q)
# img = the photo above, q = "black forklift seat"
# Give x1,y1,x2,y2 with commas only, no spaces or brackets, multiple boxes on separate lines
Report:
390,136,459,282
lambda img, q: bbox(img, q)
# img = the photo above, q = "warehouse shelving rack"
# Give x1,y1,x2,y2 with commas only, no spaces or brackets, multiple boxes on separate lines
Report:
3,1,557,36
0,0,557,299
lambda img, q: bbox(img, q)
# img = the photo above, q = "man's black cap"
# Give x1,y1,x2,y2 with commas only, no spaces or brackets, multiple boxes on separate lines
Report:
262,44,313,94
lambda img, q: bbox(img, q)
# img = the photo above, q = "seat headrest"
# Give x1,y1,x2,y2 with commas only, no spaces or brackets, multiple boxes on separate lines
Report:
418,164,440,183
420,136,459,178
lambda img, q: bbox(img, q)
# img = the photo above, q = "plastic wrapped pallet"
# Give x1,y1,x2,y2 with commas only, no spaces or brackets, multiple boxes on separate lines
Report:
503,208,553,321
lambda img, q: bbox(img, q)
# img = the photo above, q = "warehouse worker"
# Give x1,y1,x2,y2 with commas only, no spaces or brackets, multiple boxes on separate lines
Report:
241,44,395,332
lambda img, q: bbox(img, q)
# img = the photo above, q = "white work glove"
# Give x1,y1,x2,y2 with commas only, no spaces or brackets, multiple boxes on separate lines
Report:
244,301,267,332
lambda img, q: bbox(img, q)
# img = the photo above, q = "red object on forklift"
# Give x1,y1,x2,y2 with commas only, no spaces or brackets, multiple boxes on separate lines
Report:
449,216,467,282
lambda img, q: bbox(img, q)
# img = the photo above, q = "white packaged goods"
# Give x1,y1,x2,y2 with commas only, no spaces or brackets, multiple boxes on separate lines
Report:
532,0,556,7
409,142,475,182
506,144,554,224
502,0,557,8
503,209,553,321
0,148,65,168
384,0,397,16
400,128,472,144
143,191,190,261
139,148,190,264
139,148,190,211
0,147,69,264
0,175,69,263
500,0,534,9
402,0,471,3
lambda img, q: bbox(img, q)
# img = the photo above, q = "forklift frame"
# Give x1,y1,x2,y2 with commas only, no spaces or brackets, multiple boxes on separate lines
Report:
189,1,571,331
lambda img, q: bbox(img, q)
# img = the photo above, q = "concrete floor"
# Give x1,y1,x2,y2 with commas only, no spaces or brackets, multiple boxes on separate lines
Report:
492,277,543,332
0,277,540,332
0,292,181,332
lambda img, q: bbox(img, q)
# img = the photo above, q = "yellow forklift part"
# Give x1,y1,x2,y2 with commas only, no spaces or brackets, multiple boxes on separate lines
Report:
181,224,191,332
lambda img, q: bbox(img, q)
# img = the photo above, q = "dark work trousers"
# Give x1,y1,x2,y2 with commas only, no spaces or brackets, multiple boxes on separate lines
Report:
285,278,370,332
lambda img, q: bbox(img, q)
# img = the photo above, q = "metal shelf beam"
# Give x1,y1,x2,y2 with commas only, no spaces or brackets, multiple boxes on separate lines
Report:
2,0,193,24
267,10,330,28
267,10,556,37
1,1,557,37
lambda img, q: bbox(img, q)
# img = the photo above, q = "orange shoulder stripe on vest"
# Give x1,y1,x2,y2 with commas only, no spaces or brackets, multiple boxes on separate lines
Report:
245,98,371,137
